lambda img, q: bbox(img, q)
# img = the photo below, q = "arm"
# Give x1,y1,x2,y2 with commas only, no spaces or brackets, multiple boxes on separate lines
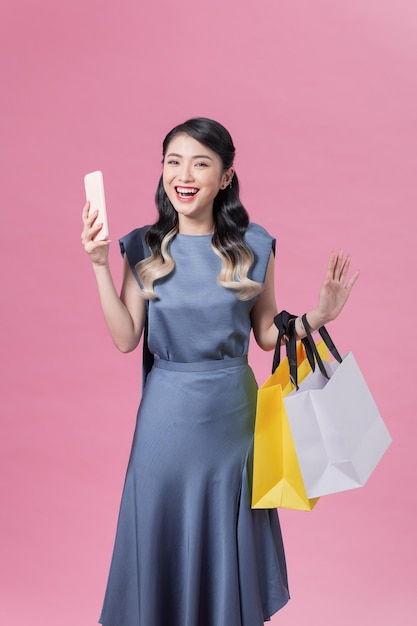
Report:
251,249,359,351
250,252,279,351
81,202,145,353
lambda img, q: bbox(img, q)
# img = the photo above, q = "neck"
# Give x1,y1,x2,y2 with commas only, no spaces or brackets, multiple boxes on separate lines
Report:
177,216,214,236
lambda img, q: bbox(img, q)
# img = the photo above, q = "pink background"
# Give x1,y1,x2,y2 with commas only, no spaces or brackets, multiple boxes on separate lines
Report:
1,1,416,624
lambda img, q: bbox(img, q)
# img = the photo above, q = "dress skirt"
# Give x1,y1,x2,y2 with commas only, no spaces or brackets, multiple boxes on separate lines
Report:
99,356,290,626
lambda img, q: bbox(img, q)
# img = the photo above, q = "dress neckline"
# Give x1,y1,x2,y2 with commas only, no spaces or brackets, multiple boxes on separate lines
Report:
176,232,213,239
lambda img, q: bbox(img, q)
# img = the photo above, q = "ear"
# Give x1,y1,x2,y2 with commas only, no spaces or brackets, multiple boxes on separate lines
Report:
220,167,235,189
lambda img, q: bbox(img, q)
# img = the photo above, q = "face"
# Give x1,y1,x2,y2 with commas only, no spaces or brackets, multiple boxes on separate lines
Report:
162,133,234,231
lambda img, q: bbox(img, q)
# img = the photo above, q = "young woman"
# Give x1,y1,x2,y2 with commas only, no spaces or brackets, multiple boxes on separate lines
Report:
81,117,358,626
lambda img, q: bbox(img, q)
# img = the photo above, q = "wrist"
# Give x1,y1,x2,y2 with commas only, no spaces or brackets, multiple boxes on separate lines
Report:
92,260,110,273
304,309,327,332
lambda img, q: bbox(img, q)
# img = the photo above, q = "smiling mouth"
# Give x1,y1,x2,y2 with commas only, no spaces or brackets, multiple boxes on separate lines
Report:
175,186,199,199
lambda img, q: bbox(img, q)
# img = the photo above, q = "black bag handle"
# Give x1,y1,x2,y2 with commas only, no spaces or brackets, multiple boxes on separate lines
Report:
272,311,315,388
301,314,343,381
272,310,344,388
272,311,297,374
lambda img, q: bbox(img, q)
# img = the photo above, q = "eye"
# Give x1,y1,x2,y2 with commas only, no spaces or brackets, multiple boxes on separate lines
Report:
195,162,209,168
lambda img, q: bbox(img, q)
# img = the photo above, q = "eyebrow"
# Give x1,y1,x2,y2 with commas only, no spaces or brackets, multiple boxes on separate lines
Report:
166,152,214,161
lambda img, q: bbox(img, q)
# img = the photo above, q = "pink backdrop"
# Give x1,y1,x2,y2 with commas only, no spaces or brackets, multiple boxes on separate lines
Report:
1,1,416,624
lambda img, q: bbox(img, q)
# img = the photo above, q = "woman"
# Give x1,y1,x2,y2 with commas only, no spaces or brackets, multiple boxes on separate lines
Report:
81,117,358,626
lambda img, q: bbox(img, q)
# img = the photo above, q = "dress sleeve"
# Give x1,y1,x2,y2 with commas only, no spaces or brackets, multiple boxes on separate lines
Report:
119,226,151,289
244,223,276,285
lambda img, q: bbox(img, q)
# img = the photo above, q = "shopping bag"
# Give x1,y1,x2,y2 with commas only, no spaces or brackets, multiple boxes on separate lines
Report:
283,315,392,499
252,312,392,509
251,321,328,511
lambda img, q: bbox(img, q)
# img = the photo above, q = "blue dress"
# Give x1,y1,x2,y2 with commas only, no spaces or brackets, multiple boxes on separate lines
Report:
99,223,290,626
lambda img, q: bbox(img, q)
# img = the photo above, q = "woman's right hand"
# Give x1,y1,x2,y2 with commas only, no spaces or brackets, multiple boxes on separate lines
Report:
81,201,110,265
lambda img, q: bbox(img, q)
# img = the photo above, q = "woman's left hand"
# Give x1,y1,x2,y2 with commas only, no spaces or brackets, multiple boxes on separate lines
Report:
317,250,360,323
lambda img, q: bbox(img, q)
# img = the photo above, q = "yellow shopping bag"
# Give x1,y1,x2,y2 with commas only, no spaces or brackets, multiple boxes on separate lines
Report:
251,340,329,511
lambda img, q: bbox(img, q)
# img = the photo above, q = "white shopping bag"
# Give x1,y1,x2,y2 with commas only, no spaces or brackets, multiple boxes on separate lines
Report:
284,351,392,499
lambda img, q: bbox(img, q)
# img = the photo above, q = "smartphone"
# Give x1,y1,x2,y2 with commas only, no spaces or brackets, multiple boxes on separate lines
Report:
84,170,109,241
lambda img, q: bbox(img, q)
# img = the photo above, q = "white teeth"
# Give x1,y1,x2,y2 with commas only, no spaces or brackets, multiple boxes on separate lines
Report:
176,187,198,198
176,187,198,194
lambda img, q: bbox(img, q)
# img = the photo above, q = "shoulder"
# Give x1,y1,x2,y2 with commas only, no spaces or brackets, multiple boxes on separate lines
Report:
245,222,276,256
244,223,276,284
119,226,152,263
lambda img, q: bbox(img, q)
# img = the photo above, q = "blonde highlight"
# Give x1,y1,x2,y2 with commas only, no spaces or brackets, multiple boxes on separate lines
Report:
211,244,263,301
136,227,177,299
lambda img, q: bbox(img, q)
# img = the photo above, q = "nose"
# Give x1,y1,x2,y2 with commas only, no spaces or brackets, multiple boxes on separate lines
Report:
178,162,194,182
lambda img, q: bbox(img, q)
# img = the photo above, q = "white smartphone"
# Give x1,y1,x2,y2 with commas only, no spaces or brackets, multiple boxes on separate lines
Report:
84,170,109,241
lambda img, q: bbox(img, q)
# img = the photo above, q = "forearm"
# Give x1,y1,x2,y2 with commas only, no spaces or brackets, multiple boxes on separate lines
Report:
92,263,142,352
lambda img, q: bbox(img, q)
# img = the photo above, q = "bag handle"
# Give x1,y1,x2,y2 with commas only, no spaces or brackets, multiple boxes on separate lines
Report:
301,313,343,381
272,311,315,385
272,311,296,373
272,311,344,387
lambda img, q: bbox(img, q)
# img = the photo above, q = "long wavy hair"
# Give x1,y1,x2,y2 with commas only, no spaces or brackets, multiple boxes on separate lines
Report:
136,117,262,301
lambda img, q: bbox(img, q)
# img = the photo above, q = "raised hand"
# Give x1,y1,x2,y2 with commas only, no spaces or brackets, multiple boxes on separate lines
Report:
81,202,110,265
317,250,359,323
